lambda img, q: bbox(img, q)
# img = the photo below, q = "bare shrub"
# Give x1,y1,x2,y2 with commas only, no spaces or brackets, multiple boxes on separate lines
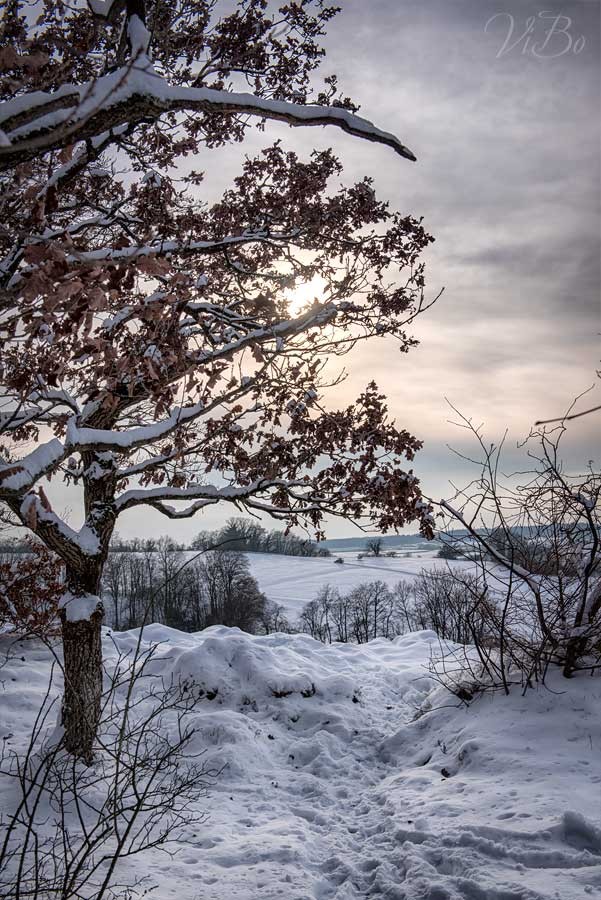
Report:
260,601,291,634
348,581,395,643
436,541,461,560
410,570,493,646
299,586,338,643
0,637,212,899
440,412,601,687
365,538,383,557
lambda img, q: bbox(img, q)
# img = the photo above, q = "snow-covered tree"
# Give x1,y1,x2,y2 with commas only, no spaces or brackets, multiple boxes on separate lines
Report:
0,0,435,761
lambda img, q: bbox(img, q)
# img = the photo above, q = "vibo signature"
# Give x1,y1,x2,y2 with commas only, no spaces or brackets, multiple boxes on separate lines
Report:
485,11,586,58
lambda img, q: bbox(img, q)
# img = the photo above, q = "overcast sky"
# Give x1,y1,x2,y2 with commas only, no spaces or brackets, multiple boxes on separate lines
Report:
48,0,601,542
313,0,601,532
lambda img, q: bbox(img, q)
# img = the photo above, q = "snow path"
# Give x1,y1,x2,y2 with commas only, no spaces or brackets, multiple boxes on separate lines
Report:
139,641,429,900
109,628,438,899
1,626,600,899
194,650,420,900
113,627,601,899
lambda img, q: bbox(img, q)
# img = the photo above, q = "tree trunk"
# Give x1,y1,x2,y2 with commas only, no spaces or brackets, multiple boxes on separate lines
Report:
61,568,104,765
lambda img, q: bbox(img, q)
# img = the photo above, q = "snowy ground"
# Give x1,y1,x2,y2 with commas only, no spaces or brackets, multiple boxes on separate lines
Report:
1,624,600,900
244,552,466,621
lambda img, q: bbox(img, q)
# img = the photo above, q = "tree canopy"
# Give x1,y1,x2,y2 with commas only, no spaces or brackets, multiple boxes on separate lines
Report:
0,0,435,759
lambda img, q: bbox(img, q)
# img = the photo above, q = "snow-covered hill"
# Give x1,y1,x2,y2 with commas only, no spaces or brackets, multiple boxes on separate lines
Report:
1,625,599,899
244,552,468,620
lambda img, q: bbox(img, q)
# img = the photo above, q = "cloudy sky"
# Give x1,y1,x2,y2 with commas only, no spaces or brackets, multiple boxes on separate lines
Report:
309,0,601,531
46,0,601,542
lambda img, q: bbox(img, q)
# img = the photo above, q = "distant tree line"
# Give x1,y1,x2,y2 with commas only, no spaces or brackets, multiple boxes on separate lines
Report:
104,517,328,557
190,517,330,557
102,540,289,635
299,571,491,646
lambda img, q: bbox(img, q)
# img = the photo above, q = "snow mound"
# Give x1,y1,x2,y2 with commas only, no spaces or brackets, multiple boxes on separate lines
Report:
111,625,446,712
104,626,444,786
2,623,599,900
167,627,357,706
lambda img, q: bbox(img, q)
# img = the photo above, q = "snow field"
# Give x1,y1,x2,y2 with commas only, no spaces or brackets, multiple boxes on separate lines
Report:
1,621,600,899
243,551,469,621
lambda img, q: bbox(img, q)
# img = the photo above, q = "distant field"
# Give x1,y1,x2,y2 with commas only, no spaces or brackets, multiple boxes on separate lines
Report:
244,551,469,621
317,535,438,553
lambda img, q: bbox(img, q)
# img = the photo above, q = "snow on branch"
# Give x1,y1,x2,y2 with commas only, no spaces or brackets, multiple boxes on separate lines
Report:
19,494,102,557
0,303,333,494
115,479,344,523
67,400,207,451
59,589,103,622
191,303,339,367
28,387,80,413
114,478,297,513
142,498,220,519
8,230,300,289
0,439,67,494
0,53,416,170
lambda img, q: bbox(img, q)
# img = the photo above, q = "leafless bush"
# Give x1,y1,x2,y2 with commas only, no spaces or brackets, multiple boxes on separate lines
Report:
439,410,601,688
347,581,396,643
299,586,338,643
365,537,383,557
259,601,291,634
409,570,494,647
0,637,213,899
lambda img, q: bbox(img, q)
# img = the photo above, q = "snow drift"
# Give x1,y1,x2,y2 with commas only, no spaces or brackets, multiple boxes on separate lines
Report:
1,624,600,899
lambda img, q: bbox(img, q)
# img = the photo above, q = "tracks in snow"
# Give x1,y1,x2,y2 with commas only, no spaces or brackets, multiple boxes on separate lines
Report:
108,629,601,900
246,671,601,900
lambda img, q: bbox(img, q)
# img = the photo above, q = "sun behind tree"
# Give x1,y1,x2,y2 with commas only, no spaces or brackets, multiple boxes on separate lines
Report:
0,0,435,762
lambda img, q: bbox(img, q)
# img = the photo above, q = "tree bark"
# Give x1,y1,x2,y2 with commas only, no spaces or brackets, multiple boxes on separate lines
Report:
61,568,104,765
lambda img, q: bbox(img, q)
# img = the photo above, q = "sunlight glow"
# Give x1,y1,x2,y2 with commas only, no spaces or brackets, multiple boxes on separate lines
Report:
284,275,328,317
